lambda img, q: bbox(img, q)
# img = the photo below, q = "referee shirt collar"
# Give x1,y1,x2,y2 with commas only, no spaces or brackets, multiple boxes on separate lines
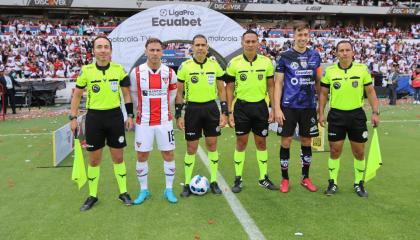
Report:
338,62,353,72
95,62,110,74
243,54,257,63
193,57,207,65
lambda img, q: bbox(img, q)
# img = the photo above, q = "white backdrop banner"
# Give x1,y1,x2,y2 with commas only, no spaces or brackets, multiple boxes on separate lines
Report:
109,4,245,72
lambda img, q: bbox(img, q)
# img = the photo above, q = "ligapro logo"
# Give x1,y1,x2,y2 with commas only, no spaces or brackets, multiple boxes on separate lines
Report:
159,9,195,17
152,8,201,27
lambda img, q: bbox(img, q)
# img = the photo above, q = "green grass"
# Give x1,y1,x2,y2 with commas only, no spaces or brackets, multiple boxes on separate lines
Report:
0,103,419,240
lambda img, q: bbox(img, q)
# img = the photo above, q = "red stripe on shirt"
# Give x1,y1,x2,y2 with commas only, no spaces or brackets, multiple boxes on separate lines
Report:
149,72,162,125
135,66,142,124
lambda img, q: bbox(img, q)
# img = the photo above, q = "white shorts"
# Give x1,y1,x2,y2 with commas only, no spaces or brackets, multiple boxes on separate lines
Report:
134,121,175,152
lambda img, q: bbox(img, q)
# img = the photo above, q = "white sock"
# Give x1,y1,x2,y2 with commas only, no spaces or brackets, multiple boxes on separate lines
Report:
136,161,148,190
164,160,175,189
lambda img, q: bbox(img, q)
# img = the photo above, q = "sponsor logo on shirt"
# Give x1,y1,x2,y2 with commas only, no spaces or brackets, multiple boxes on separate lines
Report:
295,70,313,76
142,89,167,97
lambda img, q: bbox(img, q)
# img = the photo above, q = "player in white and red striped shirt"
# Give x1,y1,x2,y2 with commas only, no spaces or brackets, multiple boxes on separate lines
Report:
129,38,178,205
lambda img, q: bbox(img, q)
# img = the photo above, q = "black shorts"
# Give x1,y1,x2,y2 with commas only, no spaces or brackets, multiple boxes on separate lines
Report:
278,108,319,137
184,101,221,141
85,107,127,151
327,108,368,143
234,99,269,137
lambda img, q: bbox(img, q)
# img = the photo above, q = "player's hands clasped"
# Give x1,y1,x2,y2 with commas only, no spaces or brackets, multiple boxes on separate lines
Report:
219,115,227,128
228,114,235,128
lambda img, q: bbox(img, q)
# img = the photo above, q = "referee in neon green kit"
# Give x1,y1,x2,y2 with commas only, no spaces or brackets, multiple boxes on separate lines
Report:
319,40,380,197
70,36,134,211
226,30,278,193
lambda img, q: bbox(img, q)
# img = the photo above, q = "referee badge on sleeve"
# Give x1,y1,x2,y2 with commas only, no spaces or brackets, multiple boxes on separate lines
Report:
207,75,215,84
110,81,119,92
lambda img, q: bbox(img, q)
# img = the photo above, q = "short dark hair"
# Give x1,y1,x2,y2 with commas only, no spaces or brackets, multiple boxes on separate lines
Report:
92,36,112,50
242,29,258,39
145,38,163,48
192,34,208,45
336,40,354,51
293,21,309,33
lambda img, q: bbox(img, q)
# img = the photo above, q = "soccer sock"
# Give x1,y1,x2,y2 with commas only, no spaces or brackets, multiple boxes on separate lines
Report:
184,153,196,184
256,149,268,180
136,161,149,190
354,158,366,184
87,165,100,197
208,150,219,183
280,147,290,179
113,161,127,194
234,150,245,177
301,146,312,179
164,160,176,189
328,158,340,184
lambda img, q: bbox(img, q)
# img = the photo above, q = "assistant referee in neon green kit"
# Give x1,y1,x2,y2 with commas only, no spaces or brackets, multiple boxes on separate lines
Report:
70,36,134,211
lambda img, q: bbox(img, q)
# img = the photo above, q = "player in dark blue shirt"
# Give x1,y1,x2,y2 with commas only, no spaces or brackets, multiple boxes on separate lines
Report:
273,22,322,193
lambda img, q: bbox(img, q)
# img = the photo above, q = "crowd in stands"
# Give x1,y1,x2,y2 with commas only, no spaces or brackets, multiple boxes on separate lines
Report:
0,17,418,81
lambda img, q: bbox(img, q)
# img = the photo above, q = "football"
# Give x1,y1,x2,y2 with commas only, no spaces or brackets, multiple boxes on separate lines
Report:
189,175,210,195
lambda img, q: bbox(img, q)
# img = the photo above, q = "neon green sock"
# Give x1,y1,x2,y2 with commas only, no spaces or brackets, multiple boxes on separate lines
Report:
354,158,366,184
87,165,100,197
113,161,127,194
184,153,196,184
328,158,340,185
208,151,219,183
234,150,245,177
256,150,268,180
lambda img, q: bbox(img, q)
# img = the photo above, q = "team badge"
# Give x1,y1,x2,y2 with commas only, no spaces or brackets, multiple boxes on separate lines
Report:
163,77,169,84
136,142,142,148
258,74,264,80
333,82,341,90
92,84,100,93
300,60,308,69
208,75,215,84
352,81,359,88
291,78,299,85
118,136,125,143
110,81,118,92
191,76,199,83
311,117,316,124
290,62,299,70
240,73,247,81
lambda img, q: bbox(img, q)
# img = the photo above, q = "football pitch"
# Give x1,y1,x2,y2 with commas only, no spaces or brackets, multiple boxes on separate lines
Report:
0,103,419,240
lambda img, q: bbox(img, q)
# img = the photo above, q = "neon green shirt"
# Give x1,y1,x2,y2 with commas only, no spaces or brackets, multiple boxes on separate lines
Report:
226,54,274,102
177,57,224,103
321,62,372,110
76,62,130,110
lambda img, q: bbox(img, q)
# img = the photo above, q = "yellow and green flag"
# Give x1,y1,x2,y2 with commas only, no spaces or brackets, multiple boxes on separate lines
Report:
71,138,87,189
364,128,382,182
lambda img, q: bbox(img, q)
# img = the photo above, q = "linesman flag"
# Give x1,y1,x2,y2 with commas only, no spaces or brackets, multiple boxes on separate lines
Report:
71,134,87,189
365,128,382,182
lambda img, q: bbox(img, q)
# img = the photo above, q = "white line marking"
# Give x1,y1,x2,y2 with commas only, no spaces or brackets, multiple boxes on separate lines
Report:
0,133,52,137
379,120,420,123
197,145,266,240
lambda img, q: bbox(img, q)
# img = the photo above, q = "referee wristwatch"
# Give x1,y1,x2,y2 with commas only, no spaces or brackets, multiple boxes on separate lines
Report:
69,115,77,121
